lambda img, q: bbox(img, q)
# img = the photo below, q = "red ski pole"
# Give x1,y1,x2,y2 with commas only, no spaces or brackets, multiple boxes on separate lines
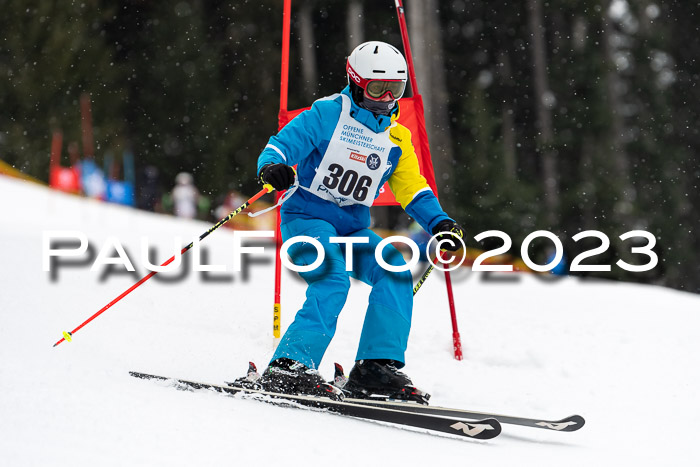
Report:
412,250,464,360
52,184,274,347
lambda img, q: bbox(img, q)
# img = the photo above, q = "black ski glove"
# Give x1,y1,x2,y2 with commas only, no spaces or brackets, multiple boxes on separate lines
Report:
431,219,465,251
259,163,295,191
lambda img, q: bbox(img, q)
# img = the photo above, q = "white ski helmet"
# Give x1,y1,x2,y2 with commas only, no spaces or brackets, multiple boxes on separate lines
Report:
346,41,407,114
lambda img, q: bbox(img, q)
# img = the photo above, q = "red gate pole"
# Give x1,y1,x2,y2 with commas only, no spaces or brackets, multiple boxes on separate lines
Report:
271,0,293,349
394,0,463,360
395,0,419,94
279,0,291,117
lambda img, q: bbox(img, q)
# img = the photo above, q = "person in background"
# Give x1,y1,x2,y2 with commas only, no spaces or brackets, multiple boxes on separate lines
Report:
172,172,199,219
137,165,161,212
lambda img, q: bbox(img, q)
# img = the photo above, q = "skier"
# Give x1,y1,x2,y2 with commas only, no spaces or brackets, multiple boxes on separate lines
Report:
253,41,464,401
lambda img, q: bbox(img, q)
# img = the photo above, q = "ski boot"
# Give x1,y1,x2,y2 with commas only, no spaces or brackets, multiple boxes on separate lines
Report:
251,358,344,401
342,359,430,404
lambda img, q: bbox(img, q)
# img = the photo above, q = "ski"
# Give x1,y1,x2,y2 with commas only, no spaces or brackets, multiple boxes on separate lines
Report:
129,371,501,440
328,362,584,432
339,397,585,432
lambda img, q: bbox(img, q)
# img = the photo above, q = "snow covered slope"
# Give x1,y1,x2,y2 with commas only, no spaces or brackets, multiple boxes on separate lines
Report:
1,175,699,466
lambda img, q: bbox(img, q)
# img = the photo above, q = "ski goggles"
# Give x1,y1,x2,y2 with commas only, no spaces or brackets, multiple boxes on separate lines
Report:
347,62,407,100
365,80,406,100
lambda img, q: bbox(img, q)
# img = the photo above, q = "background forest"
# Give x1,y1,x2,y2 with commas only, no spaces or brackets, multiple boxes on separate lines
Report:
1,0,698,293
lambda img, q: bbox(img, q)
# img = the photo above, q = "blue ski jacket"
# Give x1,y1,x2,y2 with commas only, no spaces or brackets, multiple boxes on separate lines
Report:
257,86,452,236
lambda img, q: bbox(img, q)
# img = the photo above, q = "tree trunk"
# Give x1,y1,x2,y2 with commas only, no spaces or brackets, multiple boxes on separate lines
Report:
298,1,318,101
346,0,364,49
497,50,517,181
526,0,559,228
407,0,454,195
580,136,597,230
601,1,636,228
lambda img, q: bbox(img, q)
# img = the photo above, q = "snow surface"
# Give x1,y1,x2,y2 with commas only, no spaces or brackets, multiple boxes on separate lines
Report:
1,174,699,466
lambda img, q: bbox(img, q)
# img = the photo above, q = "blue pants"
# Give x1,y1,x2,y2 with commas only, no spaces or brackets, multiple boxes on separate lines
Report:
271,218,414,369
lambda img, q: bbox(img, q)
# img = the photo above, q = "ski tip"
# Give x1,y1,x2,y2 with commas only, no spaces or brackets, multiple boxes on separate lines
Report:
333,362,345,377
535,414,586,432
484,418,502,439
129,371,169,383
562,415,586,431
474,418,502,440
248,361,257,373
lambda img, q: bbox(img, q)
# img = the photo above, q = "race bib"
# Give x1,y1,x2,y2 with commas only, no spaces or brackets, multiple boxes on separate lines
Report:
306,94,394,207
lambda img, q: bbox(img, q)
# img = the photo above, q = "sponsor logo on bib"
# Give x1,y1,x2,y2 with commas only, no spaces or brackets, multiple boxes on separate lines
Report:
349,152,367,163
367,153,381,170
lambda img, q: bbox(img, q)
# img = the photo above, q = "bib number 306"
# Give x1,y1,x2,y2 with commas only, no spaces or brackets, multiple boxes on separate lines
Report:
323,163,373,202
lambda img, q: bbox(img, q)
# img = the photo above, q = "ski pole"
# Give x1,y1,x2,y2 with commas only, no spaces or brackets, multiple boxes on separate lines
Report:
412,262,435,296
413,241,470,295
412,250,464,360
52,184,274,347
412,250,450,296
